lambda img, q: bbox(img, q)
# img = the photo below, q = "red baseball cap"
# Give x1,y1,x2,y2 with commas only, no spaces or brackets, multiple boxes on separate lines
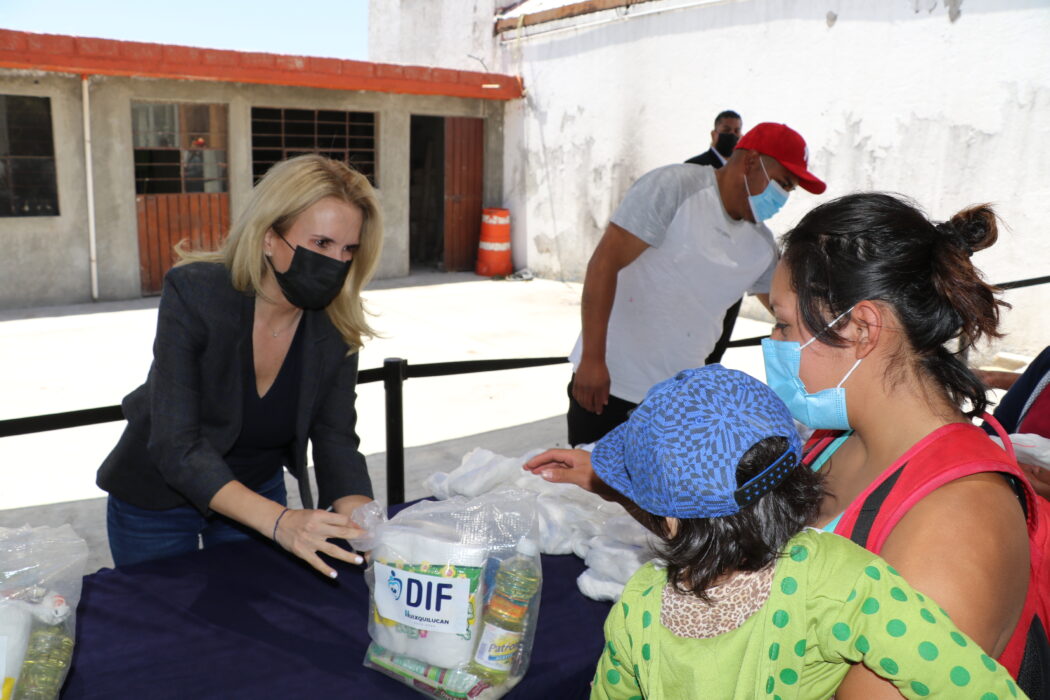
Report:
735,122,826,194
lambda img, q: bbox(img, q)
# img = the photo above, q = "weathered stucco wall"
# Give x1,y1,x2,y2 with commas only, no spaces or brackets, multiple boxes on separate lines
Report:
0,73,90,306
370,0,1050,358
0,70,503,307
369,0,501,74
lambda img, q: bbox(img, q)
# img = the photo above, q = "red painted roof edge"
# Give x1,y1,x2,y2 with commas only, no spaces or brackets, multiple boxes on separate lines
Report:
0,29,523,101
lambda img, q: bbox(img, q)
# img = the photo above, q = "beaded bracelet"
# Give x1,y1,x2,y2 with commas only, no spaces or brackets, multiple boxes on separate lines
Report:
272,507,291,542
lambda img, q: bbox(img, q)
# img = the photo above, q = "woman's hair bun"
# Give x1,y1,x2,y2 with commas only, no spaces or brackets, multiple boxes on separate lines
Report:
937,204,998,257
780,192,1009,418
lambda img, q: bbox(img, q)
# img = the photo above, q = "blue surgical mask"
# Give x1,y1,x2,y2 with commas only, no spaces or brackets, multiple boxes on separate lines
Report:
746,158,789,222
761,307,862,430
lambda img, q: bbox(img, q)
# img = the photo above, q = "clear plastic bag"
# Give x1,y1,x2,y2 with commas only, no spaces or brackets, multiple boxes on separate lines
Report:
363,490,541,699
0,525,88,700
424,446,660,600
349,501,388,553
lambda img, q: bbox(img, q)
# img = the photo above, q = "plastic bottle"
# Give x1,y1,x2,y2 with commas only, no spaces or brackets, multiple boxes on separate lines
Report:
13,626,73,700
468,538,541,685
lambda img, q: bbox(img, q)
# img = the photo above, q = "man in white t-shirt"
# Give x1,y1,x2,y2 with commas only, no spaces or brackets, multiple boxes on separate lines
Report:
567,122,826,446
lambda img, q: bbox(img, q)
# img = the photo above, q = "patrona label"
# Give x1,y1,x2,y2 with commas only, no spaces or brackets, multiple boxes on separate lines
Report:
374,562,473,634
472,623,522,672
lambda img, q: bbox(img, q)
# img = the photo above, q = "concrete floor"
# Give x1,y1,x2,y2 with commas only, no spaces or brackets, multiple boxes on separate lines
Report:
0,270,775,574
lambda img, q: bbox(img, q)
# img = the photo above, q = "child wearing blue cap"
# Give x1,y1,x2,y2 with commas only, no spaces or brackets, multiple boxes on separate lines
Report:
583,365,1024,700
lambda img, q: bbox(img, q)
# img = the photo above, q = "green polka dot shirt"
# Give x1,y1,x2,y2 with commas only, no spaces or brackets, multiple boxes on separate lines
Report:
590,530,1024,699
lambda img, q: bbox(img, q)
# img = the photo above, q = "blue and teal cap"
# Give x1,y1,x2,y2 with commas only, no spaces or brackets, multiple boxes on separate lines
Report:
591,365,803,518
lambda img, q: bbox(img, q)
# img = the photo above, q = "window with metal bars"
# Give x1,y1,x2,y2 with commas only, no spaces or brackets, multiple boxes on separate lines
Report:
250,107,377,185
0,95,59,217
131,102,229,195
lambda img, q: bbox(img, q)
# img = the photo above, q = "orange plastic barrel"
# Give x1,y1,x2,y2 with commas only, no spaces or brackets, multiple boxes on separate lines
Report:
475,208,512,276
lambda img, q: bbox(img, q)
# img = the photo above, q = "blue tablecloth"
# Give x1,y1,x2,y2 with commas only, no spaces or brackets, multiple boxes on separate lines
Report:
62,520,611,698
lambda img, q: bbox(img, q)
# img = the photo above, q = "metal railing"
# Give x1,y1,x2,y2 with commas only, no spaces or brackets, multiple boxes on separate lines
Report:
2,273,1046,505
0,355,569,506
373,356,567,504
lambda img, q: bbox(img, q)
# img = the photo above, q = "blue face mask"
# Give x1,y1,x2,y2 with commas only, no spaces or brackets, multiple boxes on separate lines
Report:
746,157,789,222
761,307,862,430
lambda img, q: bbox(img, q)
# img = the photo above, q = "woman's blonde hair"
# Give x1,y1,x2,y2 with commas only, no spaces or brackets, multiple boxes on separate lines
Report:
176,154,383,350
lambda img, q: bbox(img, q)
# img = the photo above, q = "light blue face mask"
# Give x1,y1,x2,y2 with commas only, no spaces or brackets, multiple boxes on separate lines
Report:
761,307,862,430
746,157,789,222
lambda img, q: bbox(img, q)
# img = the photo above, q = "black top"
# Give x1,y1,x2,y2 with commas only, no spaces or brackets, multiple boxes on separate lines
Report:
226,321,304,489
97,262,372,514
684,148,724,168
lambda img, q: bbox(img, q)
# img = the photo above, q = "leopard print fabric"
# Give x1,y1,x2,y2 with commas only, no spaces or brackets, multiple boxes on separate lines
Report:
660,563,776,639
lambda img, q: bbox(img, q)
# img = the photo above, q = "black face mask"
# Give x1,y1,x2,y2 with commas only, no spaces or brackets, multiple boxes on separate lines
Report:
266,235,352,310
715,132,740,158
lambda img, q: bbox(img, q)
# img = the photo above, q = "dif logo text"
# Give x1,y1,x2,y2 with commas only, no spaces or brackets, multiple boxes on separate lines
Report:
374,561,471,632
388,568,454,612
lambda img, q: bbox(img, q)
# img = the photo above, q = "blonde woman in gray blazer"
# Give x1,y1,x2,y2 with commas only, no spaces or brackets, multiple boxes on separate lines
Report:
98,155,382,578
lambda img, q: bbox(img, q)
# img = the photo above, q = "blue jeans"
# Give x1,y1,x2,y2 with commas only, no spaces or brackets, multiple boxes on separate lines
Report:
107,470,288,567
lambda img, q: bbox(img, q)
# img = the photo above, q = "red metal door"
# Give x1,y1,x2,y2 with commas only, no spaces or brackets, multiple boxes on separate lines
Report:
443,117,485,271
136,193,229,294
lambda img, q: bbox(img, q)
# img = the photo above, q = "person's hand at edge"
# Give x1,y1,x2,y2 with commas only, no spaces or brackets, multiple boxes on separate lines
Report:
573,358,611,414
525,448,664,534
1019,462,1050,501
524,448,603,491
974,368,1021,392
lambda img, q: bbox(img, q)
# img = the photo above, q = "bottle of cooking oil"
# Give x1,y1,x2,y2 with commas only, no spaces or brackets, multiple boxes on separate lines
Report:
13,625,74,700
468,538,541,685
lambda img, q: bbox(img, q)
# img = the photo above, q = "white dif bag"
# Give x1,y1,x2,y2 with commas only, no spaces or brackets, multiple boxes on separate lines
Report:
364,490,541,699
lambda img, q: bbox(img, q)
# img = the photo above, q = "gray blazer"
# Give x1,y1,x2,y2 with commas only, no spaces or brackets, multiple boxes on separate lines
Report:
97,262,372,514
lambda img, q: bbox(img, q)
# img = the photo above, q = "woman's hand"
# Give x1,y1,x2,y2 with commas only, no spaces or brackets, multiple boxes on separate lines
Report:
273,508,365,578
336,496,385,558
1020,462,1050,501
210,481,366,579
523,449,601,491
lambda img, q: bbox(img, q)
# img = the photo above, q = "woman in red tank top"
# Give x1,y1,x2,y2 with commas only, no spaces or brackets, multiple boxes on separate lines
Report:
526,193,1044,697
767,193,1039,698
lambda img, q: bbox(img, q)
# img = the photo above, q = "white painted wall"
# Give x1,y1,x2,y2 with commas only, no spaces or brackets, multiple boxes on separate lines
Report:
370,0,1050,358
368,0,500,74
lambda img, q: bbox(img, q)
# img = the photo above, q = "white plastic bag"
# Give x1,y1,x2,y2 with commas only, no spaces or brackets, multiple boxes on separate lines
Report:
1009,433,1050,470
363,490,541,699
0,525,87,700
425,447,663,600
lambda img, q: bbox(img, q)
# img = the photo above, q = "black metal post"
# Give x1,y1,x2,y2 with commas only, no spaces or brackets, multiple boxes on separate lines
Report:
383,357,408,506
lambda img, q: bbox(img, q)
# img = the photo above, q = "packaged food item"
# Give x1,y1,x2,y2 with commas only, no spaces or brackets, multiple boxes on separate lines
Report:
468,538,540,685
0,526,87,700
363,491,541,699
